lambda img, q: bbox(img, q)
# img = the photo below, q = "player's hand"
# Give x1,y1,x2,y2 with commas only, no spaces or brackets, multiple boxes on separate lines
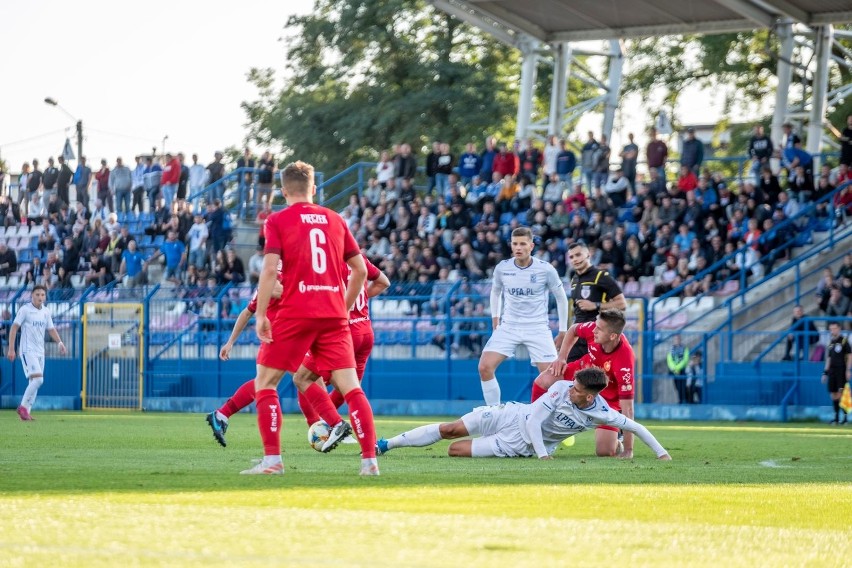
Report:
6,349,15,361
58,342,67,356
220,343,233,361
617,449,634,459
821,373,828,384
272,281,283,299
575,299,596,311
256,315,272,343
658,453,672,461
548,359,566,377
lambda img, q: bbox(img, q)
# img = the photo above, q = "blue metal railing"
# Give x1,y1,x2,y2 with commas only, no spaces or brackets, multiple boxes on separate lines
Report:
651,180,852,330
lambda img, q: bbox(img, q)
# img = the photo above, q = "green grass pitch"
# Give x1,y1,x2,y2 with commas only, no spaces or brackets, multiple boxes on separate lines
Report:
1,411,850,567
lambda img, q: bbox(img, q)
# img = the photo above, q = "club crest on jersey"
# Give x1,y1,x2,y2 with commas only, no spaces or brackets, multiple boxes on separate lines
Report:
581,285,591,299
603,361,611,372
530,274,537,283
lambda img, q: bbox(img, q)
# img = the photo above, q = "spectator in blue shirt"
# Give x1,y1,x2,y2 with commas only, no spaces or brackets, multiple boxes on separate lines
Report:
144,230,186,285
479,137,497,182
555,140,577,186
782,142,813,179
119,239,146,287
457,143,482,186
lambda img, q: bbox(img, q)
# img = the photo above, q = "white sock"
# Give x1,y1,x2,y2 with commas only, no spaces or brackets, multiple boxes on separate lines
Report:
262,455,282,466
388,424,442,449
481,378,501,406
21,378,44,411
216,411,229,423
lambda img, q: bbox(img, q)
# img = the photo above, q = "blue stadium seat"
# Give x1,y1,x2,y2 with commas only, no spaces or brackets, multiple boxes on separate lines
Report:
152,235,165,246
499,213,514,225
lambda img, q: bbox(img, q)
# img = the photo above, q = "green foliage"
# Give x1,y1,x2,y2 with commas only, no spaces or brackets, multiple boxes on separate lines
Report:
243,0,521,173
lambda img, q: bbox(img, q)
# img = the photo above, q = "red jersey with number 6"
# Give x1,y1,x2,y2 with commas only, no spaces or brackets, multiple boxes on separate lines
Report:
263,202,360,319
349,255,381,335
563,321,635,408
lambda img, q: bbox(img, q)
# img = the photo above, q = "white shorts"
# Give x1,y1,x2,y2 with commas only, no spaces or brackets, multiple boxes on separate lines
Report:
20,352,45,379
461,403,534,458
483,323,558,363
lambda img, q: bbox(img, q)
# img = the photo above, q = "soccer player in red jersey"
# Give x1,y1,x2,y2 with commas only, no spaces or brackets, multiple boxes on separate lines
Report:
297,255,389,424
532,309,636,458
248,161,379,476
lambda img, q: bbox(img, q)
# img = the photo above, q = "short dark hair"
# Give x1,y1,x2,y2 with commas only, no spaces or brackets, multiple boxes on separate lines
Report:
511,227,533,240
598,309,626,335
575,366,608,394
32,284,48,294
568,240,588,251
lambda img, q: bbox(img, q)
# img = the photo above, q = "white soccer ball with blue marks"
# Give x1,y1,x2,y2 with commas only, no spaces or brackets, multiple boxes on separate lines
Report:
308,421,331,452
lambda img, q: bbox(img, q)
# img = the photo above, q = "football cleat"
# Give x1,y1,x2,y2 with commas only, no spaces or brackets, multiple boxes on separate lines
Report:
239,461,284,475
206,412,229,447
321,421,352,453
360,458,380,476
17,406,33,421
376,438,390,456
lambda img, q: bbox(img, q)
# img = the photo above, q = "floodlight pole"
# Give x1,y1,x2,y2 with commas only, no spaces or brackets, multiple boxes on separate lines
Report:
44,97,83,161
547,42,571,136
601,39,625,145
770,20,795,149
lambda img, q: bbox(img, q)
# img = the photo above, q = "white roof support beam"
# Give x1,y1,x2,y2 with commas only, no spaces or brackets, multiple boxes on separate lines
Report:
711,0,778,28
807,25,833,159
751,0,810,24
770,20,795,148
429,0,519,47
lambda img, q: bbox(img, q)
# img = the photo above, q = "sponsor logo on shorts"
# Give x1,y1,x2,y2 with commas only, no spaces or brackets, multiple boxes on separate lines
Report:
349,316,369,325
298,281,341,294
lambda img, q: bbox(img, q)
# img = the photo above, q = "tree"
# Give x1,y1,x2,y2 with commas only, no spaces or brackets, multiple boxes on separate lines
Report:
242,0,521,176
624,27,852,151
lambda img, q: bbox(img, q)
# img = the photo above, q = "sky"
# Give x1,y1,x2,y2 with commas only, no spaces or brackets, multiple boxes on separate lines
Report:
0,0,310,172
0,0,737,176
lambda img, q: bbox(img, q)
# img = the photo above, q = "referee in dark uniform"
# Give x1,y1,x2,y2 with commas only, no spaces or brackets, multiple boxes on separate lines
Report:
823,321,851,424
565,241,627,362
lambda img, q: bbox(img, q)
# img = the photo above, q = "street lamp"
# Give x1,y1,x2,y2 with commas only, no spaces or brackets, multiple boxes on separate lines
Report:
44,97,83,162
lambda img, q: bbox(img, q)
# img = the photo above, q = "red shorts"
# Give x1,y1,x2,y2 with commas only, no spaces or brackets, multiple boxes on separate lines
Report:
304,329,374,381
257,317,355,373
597,396,622,432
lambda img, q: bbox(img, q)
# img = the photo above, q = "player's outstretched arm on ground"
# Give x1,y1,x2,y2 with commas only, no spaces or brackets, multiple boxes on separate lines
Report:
608,415,671,460
526,393,559,459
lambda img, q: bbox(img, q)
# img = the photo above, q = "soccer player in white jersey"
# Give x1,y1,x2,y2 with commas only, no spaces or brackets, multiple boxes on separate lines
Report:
377,366,671,460
478,227,569,405
6,285,67,420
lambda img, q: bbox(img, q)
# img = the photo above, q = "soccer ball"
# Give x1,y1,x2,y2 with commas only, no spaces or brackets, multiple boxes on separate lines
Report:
307,421,331,452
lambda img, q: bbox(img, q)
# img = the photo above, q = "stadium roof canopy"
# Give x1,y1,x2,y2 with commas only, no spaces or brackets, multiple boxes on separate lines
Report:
431,0,852,45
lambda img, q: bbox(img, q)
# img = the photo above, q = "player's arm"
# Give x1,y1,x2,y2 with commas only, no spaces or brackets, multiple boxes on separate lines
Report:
490,269,503,330
345,254,368,310
221,308,254,360
526,392,559,459
47,327,67,355
255,253,279,342
606,413,670,460
6,323,19,360
553,286,569,346
604,293,627,311
366,271,390,298
550,323,580,376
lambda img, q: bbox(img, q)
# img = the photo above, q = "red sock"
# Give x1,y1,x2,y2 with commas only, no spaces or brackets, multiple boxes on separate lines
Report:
304,382,342,426
344,388,376,458
219,379,256,418
531,382,547,402
255,389,281,456
297,390,321,426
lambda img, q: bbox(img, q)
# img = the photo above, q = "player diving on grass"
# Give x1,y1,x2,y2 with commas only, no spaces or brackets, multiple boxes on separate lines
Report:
7,285,68,421
377,366,671,460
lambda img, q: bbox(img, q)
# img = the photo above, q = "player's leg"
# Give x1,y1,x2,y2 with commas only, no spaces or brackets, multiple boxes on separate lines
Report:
524,329,559,402
829,374,843,424
480,326,520,405
595,426,621,457
293,363,343,429
330,331,373,409
533,358,580,401
17,355,44,420
380,419,469,454
206,378,256,447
